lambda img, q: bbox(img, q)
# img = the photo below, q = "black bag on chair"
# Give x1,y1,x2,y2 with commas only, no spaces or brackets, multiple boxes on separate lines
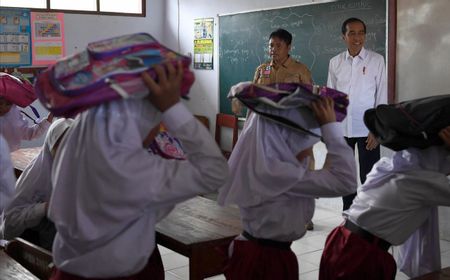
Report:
364,94,450,151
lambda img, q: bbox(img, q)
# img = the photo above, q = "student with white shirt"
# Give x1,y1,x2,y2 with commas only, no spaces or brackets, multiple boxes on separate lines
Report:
0,96,53,152
2,118,73,250
218,97,357,280
327,17,387,210
0,135,15,216
319,125,450,280
48,62,229,280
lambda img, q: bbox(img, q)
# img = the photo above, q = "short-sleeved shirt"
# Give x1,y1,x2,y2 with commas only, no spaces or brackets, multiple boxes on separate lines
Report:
253,56,312,85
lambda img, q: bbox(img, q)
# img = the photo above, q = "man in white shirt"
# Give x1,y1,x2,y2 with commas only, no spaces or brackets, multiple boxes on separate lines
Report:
327,17,387,210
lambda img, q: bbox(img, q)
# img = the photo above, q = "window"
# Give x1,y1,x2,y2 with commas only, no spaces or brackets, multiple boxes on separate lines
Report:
51,0,97,11
0,0,46,9
0,0,145,16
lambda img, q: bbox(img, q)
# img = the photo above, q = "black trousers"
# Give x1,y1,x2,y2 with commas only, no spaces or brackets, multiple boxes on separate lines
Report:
343,137,380,211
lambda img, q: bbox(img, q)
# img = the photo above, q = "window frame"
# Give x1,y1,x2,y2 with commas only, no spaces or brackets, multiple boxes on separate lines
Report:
1,0,146,17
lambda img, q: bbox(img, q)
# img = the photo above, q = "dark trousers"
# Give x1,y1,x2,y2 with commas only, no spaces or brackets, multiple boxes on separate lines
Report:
343,137,380,211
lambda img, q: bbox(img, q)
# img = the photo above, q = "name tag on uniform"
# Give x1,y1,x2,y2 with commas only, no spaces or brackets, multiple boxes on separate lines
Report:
262,65,271,77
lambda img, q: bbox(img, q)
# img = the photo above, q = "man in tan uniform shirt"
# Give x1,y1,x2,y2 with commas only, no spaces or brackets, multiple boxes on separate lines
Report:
232,28,312,114
253,29,312,84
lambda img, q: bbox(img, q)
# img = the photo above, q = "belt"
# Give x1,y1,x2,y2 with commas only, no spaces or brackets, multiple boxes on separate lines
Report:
344,219,391,251
242,231,292,250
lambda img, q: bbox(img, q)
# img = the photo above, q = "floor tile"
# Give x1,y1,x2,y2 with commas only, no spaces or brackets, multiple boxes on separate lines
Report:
167,265,189,279
299,269,319,280
161,252,189,270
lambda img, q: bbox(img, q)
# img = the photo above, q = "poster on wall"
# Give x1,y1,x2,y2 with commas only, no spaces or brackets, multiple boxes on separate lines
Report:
193,18,214,70
31,12,65,66
0,8,32,67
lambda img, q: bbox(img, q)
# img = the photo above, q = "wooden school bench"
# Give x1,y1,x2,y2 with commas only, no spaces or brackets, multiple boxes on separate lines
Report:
0,249,39,280
10,147,41,177
156,196,242,280
412,267,450,280
5,238,53,280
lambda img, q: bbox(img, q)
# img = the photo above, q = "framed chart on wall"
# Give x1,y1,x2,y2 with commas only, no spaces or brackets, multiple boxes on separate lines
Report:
0,8,32,67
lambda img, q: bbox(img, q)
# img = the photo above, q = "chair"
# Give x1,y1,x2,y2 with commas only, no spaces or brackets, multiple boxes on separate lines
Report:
215,113,238,159
5,238,53,280
194,115,210,130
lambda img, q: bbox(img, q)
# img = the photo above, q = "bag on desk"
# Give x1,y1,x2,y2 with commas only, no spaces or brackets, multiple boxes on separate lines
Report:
364,94,450,151
0,72,37,107
35,33,195,117
230,82,348,137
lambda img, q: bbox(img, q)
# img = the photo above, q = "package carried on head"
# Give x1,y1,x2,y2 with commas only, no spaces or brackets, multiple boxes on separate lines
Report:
35,33,195,117
0,72,37,107
364,94,450,151
229,82,348,137
148,131,186,160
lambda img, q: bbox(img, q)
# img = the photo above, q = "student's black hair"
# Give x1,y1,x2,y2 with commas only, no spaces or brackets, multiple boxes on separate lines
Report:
269,29,292,45
341,18,367,35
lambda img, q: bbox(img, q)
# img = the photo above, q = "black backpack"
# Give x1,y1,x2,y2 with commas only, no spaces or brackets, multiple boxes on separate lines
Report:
364,94,450,151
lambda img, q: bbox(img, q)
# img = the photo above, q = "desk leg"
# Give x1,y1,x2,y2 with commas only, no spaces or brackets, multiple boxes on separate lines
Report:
189,241,229,280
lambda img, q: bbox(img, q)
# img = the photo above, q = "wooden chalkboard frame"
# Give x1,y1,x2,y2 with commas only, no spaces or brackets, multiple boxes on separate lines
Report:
219,0,397,114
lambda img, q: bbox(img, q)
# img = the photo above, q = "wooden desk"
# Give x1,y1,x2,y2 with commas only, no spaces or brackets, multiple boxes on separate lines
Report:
0,250,38,280
156,196,242,280
10,147,41,178
412,267,450,280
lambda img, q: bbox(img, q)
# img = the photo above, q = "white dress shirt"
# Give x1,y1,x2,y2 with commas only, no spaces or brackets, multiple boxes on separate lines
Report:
48,99,229,278
0,105,51,151
345,146,450,245
327,47,387,137
0,135,15,215
219,111,357,242
2,119,73,241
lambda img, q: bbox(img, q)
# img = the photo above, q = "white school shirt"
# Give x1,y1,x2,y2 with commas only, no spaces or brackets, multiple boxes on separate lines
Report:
2,119,69,240
0,105,51,151
345,146,450,245
48,99,229,278
327,47,387,137
218,112,357,242
0,135,15,215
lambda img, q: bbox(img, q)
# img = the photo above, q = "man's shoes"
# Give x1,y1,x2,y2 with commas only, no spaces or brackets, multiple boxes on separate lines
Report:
306,221,314,231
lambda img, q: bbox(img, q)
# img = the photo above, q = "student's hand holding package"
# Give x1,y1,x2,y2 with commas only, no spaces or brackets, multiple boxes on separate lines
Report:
439,126,450,148
365,132,379,150
142,61,184,112
311,96,336,125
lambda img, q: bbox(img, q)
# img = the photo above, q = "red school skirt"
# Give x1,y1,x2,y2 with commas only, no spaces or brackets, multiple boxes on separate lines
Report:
50,247,164,280
319,225,396,280
224,236,298,280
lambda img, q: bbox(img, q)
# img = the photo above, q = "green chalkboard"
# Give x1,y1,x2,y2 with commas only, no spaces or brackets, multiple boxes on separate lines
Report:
219,0,386,114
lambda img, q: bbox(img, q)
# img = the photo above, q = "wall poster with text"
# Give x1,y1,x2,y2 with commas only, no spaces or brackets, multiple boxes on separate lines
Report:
31,12,65,66
0,8,32,67
194,18,214,70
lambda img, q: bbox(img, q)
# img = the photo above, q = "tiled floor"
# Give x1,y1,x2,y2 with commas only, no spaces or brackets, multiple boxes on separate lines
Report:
159,203,450,280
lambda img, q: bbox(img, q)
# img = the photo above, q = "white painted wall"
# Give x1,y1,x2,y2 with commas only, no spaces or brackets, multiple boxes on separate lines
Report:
397,0,450,101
